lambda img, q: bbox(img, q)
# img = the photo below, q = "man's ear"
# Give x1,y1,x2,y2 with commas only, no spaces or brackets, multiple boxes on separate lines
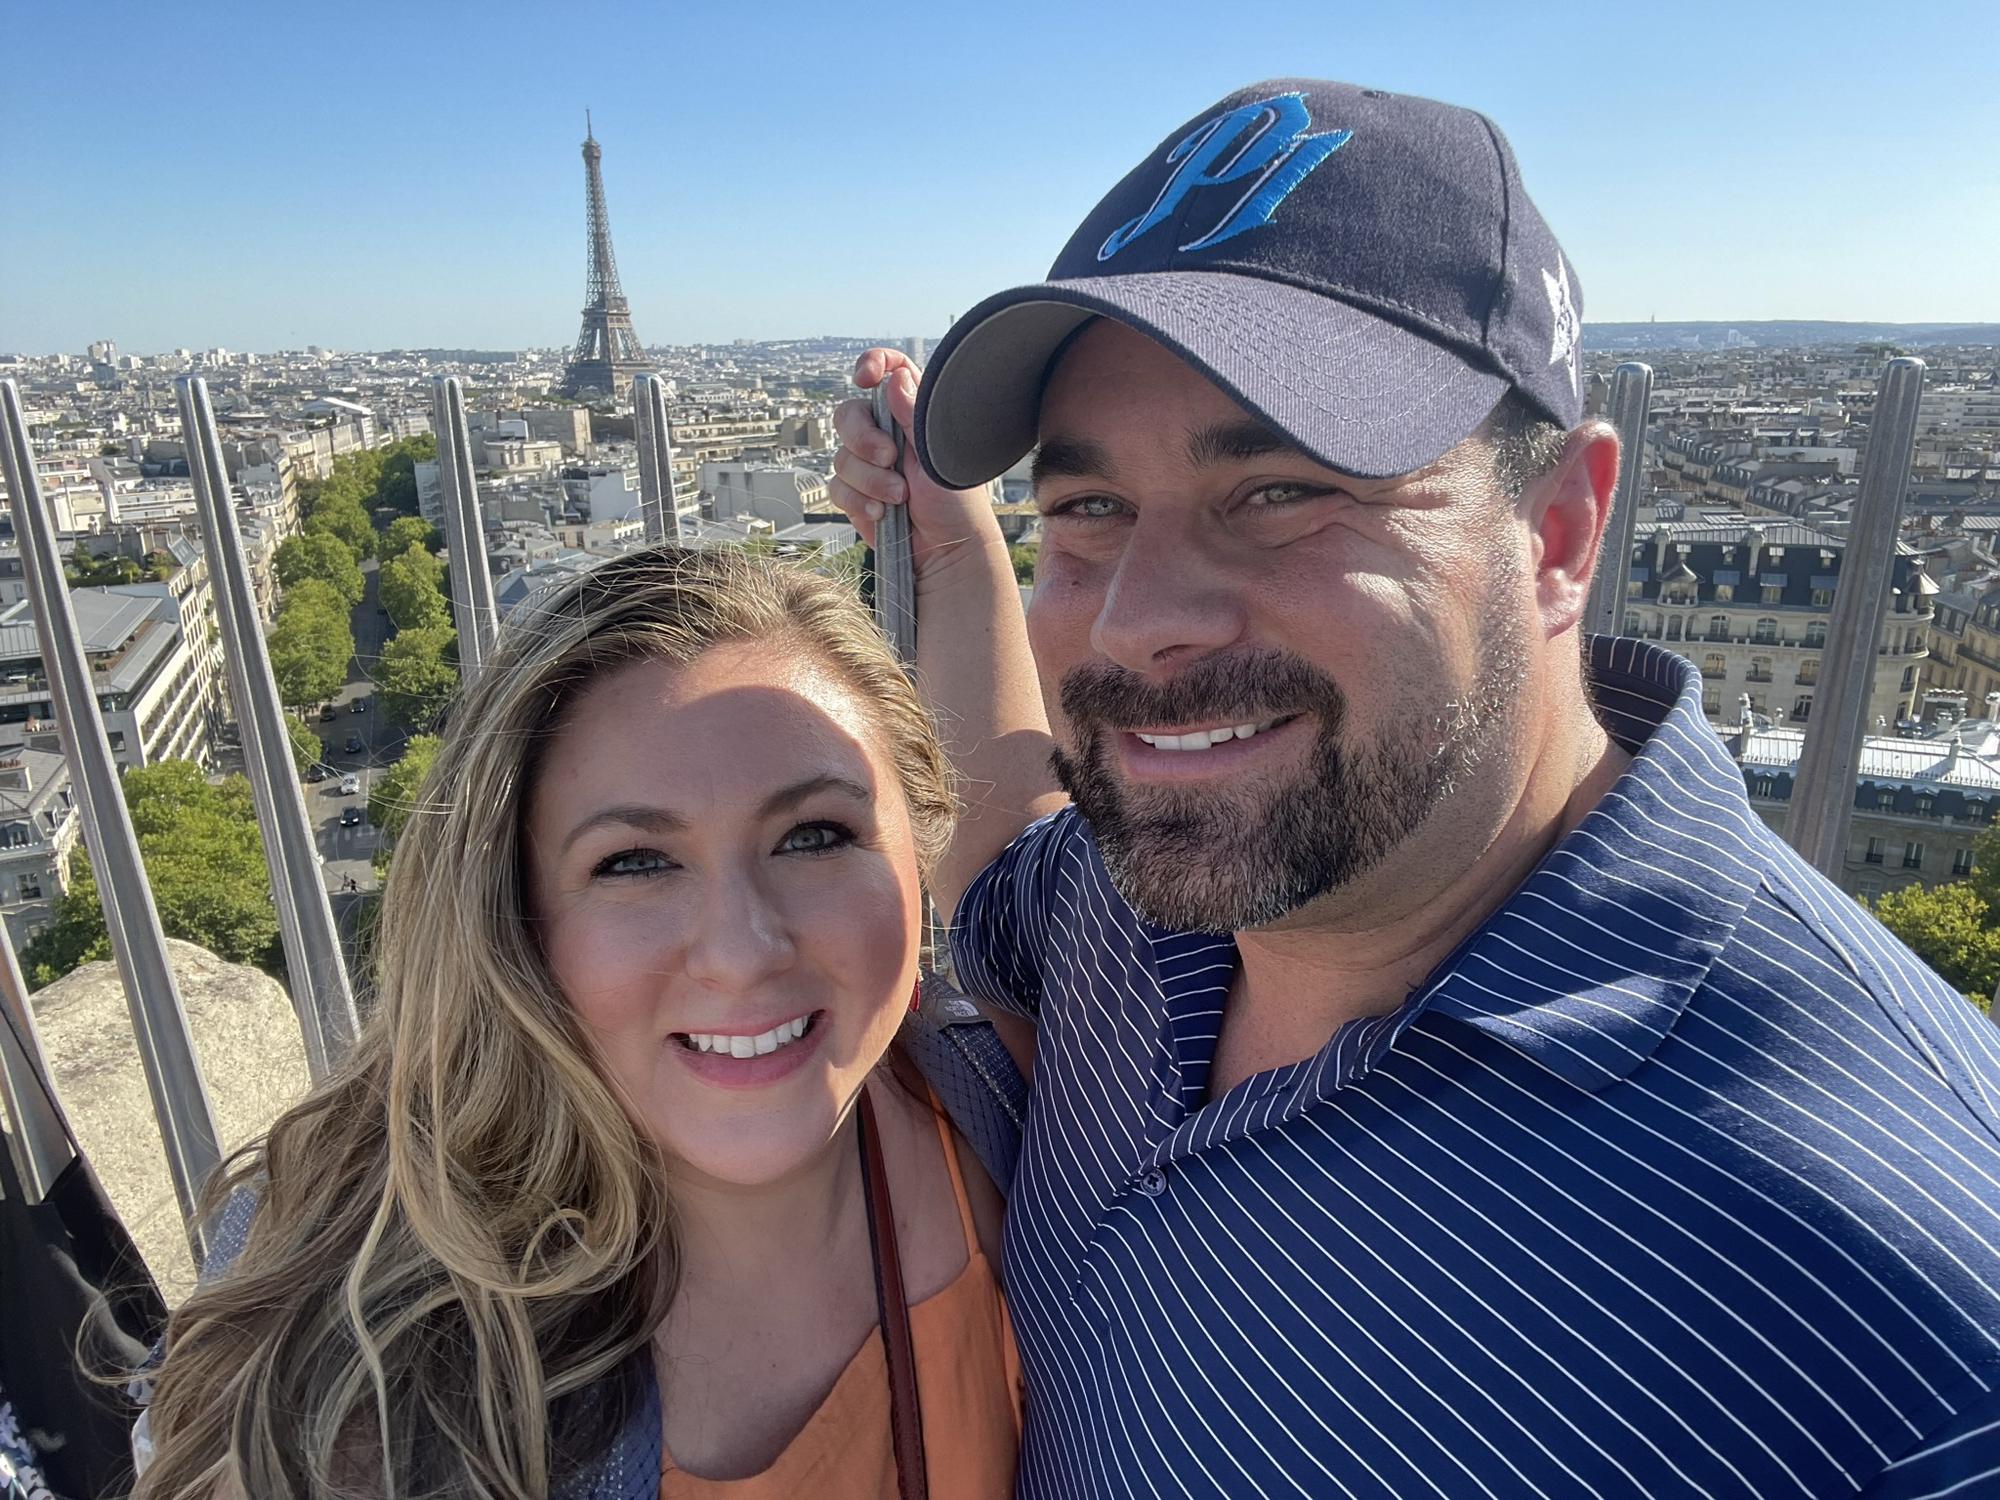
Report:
1527,420,1620,640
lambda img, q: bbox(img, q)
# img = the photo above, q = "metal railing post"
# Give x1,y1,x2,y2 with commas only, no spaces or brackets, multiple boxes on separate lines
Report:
177,377,356,1077
430,377,498,679
1585,362,1655,638
868,384,917,666
1783,357,1927,878
634,373,683,545
0,917,74,1203
0,379,221,1263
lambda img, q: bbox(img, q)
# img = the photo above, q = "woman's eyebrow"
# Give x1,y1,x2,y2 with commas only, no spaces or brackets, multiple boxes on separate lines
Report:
560,774,871,854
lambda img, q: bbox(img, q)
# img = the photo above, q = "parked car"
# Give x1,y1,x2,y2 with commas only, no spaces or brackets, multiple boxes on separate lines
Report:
343,734,364,754
349,697,368,714
339,806,364,828
338,775,360,796
318,705,338,723
305,764,328,784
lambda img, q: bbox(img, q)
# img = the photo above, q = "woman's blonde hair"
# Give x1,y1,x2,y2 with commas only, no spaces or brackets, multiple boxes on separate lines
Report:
135,546,956,1498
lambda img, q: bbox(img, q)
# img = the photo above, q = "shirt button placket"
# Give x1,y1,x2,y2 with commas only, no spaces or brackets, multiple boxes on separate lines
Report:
1137,1167,1168,1198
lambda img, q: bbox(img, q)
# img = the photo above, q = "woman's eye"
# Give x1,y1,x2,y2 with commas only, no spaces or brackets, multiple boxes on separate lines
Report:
593,848,671,878
779,821,853,855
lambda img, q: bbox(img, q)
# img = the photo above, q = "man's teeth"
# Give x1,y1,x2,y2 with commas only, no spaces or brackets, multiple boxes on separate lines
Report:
683,1015,811,1057
1134,718,1285,752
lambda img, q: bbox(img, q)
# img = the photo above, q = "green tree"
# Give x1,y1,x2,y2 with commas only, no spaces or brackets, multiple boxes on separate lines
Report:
23,761,281,988
268,580,354,707
377,435,437,516
1867,882,2000,1009
382,515,441,559
368,734,442,849
1009,543,1039,585
377,625,458,731
379,546,448,632
64,546,143,589
275,532,365,609
284,711,321,776
306,493,378,561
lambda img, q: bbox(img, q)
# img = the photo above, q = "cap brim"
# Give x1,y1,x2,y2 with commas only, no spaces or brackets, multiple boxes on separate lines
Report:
914,270,1510,490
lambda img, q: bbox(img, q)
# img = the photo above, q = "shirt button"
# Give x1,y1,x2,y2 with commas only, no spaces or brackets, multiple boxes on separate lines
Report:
1137,1168,1167,1198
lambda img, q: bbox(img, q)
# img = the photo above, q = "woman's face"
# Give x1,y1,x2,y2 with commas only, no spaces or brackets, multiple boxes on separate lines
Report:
523,641,925,1188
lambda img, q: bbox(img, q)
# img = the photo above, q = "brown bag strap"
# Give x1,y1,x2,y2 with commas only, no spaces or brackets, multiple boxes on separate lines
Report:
857,1089,928,1500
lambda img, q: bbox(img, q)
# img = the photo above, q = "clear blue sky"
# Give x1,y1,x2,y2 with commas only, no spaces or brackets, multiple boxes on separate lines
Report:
4,0,1995,355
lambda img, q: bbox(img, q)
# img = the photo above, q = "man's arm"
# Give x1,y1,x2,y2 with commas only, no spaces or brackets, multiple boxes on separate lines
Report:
830,348,1066,925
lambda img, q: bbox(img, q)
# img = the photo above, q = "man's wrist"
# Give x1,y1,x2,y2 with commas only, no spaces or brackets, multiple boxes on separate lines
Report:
916,523,1014,601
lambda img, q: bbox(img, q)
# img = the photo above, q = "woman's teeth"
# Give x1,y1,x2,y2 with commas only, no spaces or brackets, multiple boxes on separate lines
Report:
1134,716,1289,752
681,1015,811,1057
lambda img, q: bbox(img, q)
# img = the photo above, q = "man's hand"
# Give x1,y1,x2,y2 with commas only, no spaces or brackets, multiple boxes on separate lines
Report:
829,348,1006,590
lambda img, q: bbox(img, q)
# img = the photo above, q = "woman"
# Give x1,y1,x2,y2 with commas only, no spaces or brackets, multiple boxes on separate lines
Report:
134,546,1022,1499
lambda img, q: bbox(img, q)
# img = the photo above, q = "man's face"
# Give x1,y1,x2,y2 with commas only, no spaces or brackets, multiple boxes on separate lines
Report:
1027,320,1538,934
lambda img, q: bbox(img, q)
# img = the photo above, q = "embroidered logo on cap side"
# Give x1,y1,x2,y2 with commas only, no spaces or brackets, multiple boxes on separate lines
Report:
1542,256,1580,399
1099,92,1352,262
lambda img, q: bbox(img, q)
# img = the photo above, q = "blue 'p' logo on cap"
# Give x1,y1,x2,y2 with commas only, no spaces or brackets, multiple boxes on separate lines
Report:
1098,92,1352,262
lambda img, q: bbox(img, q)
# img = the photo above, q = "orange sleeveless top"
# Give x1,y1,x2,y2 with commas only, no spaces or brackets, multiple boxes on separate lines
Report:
658,1107,1022,1499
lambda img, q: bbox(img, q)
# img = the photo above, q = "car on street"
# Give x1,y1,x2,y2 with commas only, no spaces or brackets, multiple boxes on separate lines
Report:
350,697,368,714
343,734,364,754
318,705,338,722
305,764,328,783
338,774,360,796
340,806,364,828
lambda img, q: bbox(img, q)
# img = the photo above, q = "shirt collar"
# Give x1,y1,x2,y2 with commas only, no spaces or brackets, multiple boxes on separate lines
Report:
1415,635,1765,1092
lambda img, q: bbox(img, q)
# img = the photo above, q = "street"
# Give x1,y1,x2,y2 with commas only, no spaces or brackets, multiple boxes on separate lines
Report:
306,557,406,907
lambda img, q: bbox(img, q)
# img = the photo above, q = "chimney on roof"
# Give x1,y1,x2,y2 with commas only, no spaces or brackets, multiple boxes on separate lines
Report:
1730,695,1757,762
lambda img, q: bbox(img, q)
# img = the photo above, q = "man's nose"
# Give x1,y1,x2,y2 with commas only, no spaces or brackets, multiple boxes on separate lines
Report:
1089,519,1249,676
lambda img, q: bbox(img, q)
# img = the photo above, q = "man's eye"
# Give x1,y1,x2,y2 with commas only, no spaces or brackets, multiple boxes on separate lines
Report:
779,821,853,855
594,848,671,878
1049,494,1127,521
1241,482,1319,509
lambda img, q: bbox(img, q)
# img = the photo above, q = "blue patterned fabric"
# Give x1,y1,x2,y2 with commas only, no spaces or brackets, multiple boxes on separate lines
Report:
952,636,2000,1499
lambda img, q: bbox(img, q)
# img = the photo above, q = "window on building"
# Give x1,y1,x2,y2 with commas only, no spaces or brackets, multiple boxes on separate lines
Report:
1811,587,1833,608
1806,622,1828,647
1955,848,1977,878
1865,837,1886,865
1703,653,1726,678
1902,666,1918,691
1623,612,1641,636
1754,618,1779,644
1903,842,1925,870
1714,584,1735,604
1626,579,1643,599
1702,691,1721,717
1797,659,1819,685
1917,794,1935,815
1708,615,1730,641
1749,656,1774,683
1969,799,1989,824
1792,696,1813,721
16,874,41,901
1666,616,1683,640
1762,585,1784,605
1752,777,1775,798
1877,788,1898,809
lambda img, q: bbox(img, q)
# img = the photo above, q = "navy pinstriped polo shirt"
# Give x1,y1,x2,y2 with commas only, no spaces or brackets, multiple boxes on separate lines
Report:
953,637,2000,1498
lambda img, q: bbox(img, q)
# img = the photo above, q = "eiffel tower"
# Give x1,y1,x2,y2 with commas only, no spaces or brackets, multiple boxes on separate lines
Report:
559,113,648,400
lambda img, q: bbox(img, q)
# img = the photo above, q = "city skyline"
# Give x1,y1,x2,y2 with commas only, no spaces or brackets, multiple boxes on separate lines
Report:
6,0,1997,355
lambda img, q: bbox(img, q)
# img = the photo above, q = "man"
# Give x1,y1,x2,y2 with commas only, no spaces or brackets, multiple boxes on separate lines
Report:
832,79,2000,1497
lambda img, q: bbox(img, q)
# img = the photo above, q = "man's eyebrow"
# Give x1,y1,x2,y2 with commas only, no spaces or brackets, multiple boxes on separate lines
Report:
1185,418,1307,469
558,774,871,855
1031,436,1114,489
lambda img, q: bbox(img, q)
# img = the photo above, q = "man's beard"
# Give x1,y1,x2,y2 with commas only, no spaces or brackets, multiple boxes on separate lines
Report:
1051,629,1527,934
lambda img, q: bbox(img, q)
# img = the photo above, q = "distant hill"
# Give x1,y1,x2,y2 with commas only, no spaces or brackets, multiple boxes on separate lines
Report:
1585,321,2000,352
